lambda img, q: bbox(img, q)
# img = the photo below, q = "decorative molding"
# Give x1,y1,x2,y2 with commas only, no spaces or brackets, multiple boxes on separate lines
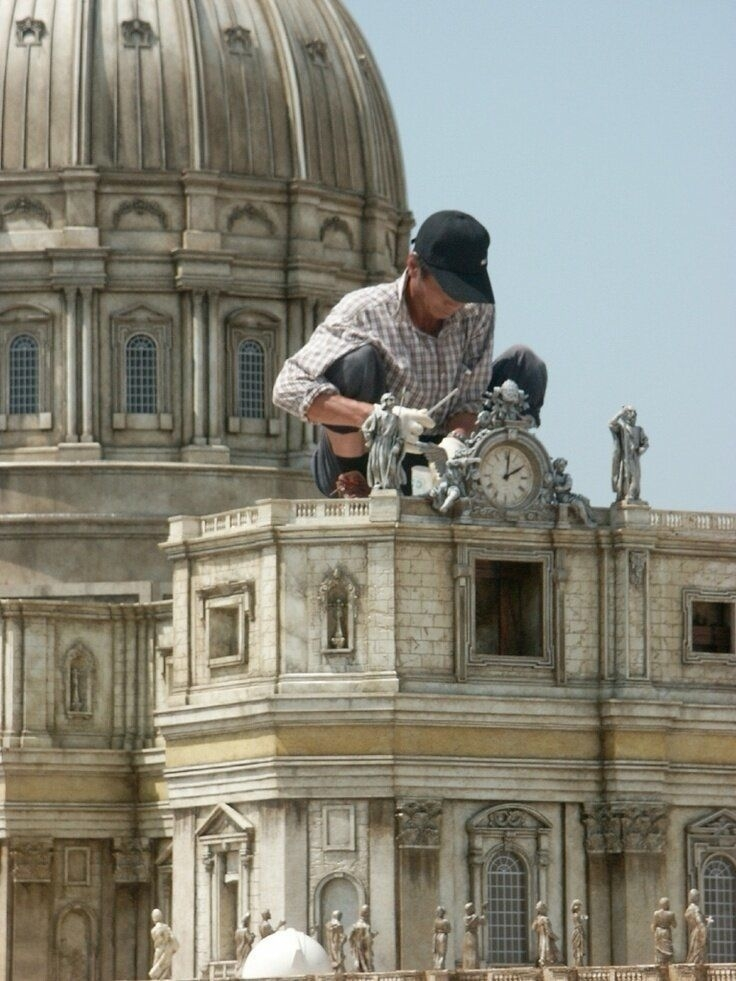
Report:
682,587,736,665
0,197,52,230
583,802,669,855
113,837,151,884
396,800,442,849
686,808,736,891
121,19,155,49
112,198,169,230
226,203,275,235
305,38,329,67
15,17,46,46
11,839,53,882
629,550,647,588
224,26,253,57
320,215,354,249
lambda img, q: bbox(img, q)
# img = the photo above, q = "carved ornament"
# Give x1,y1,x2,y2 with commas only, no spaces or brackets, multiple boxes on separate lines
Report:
396,800,442,848
320,215,354,249
224,26,253,56
583,803,669,855
121,19,156,49
0,197,52,230
112,198,169,230
16,17,46,46
11,838,53,882
305,38,329,66
227,203,276,235
629,551,647,588
113,837,151,883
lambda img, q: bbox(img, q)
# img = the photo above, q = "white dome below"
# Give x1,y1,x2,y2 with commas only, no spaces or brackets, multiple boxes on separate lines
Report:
241,928,332,979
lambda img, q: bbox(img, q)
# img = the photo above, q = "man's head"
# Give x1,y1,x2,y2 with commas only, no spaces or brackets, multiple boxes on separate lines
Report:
412,210,494,304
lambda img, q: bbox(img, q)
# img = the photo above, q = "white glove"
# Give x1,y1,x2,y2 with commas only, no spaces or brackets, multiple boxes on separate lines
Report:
393,406,435,448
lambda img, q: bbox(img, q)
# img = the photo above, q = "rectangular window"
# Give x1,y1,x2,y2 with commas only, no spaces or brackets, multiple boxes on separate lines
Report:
683,589,736,664
475,560,543,658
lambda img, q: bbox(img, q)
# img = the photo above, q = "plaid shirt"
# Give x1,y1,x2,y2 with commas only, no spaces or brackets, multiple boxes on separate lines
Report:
272,273,494,431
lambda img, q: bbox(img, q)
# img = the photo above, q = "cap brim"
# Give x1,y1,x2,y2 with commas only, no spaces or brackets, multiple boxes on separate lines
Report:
428,264,494,304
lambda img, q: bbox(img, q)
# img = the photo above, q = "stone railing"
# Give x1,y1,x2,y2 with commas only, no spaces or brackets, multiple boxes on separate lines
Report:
650,510,736,532
127,965,736,981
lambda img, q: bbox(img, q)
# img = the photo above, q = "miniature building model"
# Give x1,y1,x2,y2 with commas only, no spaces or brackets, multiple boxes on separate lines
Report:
0,3,735,981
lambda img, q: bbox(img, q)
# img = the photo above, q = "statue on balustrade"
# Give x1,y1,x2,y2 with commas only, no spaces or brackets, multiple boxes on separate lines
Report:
570,899,589,967
651,897,677,965
259,908,286,939
348,904,377,972
532,901,562,967
234,913,255,975
432,905,452,970
684,889,713,964
462,901,486,969
325,910,346,973
149,909,179,980
610,404,649,503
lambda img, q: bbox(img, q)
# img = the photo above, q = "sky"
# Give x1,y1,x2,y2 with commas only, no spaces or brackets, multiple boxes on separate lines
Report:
343,0,736,513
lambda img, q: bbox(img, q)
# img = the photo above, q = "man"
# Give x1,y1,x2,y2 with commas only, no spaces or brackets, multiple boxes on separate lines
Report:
273,210,546,496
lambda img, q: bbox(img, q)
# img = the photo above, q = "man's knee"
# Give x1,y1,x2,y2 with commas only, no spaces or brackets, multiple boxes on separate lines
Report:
324,344,386,401
490,344,547,423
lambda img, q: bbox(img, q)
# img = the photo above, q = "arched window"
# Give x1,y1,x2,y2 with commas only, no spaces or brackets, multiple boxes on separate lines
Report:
237,339,265,419
486,852,529,964
703,856,736,961
125,334,157,414
8,333,38,414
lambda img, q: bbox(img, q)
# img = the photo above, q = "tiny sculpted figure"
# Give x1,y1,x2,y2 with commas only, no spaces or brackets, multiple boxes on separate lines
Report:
550,457,597,526
259,908,286,939
570,899,589,967
685,889,713,964
348,904,378,972
609,405,649,503
362,393,405,490
234,912,255,974
433,905,452,970
462,901,486,970
651,897,677,965
484,379,534,429
532,901,562,967
149,908,179,980
430,449,478,514
325,909,346,973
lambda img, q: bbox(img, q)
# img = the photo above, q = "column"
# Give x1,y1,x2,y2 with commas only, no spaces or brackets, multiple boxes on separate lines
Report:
64,287,78,441
192,290,207,444
396,800,442,970
80,287,94,442
207,291,223,444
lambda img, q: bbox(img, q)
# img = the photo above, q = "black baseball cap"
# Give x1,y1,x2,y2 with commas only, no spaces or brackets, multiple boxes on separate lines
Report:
412,210,494,304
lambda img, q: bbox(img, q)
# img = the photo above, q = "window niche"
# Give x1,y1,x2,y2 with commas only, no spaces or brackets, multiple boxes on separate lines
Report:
317,567,358,662
0,305,53,431
111,305,173,431
198,581,255,669
457,547,553,677
683,588,736,664
226,310,280,435
686,809,736,962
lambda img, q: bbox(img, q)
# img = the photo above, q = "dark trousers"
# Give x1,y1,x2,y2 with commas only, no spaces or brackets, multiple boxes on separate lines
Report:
311,343,547,496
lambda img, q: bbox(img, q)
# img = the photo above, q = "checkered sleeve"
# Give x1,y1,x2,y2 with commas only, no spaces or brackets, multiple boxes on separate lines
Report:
449,304,495,417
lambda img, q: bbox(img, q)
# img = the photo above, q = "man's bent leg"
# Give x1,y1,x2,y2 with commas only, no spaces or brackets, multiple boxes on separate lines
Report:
312,345,387,496
489,344,548,425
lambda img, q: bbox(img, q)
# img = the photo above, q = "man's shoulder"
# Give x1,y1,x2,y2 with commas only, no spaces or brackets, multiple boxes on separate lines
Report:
329,278,398,320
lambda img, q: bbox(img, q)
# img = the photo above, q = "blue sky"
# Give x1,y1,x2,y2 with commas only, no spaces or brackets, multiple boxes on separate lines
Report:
343,0,736,512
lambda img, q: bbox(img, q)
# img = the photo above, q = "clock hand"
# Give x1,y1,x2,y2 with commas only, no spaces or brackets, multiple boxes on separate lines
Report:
505,465,525,479
503,450,511,478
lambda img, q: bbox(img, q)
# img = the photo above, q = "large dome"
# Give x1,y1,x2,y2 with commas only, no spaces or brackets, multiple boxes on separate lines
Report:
1,0,405,202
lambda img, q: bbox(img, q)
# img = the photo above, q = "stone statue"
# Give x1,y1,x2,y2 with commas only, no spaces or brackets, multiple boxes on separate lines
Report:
362,393,405,490
609,405,649,503
462,901,486,969
550,457,597,526
432,905,452,969
234,912,255,974
149,908,179,980
325,909,346,973
482,379,534,429
651,897,677,965
570,899,589,967
684,889,713,964
259,908,286,939
430,449,479,514
348,904,377,972
532,901,561,967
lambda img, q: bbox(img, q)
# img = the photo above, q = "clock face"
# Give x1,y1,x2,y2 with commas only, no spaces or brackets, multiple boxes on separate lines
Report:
478,442,537,509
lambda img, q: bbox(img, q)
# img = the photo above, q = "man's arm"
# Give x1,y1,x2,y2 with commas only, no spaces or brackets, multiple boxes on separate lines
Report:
306,392,374,429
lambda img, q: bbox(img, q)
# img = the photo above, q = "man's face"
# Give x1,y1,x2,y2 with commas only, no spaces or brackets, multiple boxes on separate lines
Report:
407,255,465,320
